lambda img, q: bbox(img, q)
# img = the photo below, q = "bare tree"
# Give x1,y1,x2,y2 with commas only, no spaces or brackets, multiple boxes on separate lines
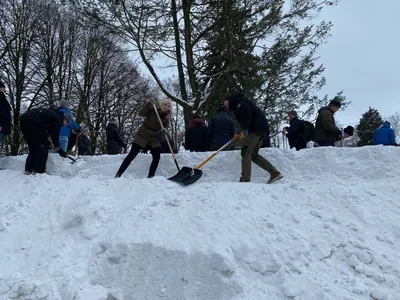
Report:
386,112,400,141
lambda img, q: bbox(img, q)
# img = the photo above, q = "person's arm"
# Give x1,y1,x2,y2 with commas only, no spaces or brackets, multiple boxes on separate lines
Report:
319,110,339,133
234,102,252,130
139,101,153,117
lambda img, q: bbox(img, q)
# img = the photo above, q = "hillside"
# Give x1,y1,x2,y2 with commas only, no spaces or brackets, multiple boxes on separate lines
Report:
0,146,399,300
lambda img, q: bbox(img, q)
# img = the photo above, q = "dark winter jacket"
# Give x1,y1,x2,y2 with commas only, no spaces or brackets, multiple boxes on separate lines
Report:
0,91,12,135
206,111,235,150
227,92,270,134
133,101,170,149
20,108,63,148
285,117,306,150
185,117,208,152
373,122,397,146
159,133,177,154
314,106,340,143
78,135,91,155
106,122,126,154
261,135,271,148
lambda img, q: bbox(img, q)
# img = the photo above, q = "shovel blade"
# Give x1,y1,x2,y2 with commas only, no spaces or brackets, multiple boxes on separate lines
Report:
168,166,203,186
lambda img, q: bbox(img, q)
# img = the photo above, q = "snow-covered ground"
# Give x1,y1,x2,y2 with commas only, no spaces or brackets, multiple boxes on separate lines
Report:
0,146,399,300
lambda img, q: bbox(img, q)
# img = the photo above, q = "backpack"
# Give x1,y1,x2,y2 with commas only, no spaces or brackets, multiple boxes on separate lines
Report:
301,120,315,142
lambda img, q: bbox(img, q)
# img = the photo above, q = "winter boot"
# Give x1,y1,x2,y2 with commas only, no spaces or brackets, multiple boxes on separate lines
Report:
24,171,32,175
239,176,250,182
114,173,121,178
267,171,283,184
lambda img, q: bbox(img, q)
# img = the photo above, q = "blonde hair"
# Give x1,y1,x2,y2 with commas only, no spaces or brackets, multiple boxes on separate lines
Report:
158,98,172,118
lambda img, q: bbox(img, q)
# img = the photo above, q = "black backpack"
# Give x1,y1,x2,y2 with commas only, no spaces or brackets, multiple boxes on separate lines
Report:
301,120,315,142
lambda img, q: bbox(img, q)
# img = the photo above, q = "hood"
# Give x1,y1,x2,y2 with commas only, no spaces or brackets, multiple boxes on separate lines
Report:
189,118,207,128
227,92,247,111
382,122,390,128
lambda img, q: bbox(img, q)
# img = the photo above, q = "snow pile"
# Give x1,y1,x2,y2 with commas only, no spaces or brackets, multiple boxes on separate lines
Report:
0,146,400,300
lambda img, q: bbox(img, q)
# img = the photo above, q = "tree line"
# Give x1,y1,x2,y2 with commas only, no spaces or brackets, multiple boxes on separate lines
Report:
1,0,347,155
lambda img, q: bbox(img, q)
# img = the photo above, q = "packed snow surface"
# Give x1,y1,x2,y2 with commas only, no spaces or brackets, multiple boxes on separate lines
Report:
0,146,400,300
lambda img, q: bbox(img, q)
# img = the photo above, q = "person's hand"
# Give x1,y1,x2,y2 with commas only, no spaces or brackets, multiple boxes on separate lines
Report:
336,130,343,141
160,128,167,135
57,148,67,158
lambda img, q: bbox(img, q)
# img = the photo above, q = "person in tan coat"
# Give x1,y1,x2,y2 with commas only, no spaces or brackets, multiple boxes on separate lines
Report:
114,99,172,178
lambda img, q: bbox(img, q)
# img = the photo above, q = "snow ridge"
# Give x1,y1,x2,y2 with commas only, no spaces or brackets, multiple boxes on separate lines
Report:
0,146,399,299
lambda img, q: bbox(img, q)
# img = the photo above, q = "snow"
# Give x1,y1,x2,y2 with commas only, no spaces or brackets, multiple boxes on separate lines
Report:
0,146,400,300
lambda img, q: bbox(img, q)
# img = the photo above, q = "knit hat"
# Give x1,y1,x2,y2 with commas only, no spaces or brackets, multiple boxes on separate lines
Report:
328,97,342,108
82,128,89,134
287,110,297,117
63,112,74,124
0,81,5,89
59,99,71,109
343,125,354,136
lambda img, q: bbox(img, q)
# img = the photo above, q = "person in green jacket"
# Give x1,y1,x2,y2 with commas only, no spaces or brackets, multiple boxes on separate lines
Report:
314,99,342,147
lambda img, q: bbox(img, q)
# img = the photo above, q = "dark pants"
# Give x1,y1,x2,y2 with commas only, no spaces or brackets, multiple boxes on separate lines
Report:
20,115,49,173
116,143,160,177
316,141,335,147
240,133,278,181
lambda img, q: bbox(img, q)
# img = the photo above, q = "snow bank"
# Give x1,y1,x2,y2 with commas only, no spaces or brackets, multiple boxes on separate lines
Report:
0,146,400,300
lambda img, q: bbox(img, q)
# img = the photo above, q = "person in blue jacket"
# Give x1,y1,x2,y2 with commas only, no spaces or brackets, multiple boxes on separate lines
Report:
206,105,236,151
57,100,80,152
373,121,397,146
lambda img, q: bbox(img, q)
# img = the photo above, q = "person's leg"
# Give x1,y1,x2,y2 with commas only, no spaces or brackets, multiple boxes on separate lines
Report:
251,135,279,174
115,143,142,177
59,136,69,152
32,127,49,174
240,134,263,182
148,147,161,178
0,132,4,150
20,116,35,174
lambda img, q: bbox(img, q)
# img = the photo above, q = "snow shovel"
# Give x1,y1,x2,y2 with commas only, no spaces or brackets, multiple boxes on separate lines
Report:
152,103,180,172
48,137,78,164
168,133,243,186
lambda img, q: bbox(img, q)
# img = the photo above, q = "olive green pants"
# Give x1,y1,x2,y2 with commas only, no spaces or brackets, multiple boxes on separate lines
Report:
240,133,277,181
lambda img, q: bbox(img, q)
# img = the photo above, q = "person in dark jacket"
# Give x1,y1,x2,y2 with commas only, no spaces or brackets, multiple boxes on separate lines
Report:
185,115,208,152
106,120,127,155
373,121,397,146
115,99,172,178
206,106,236,151
78,128,91,155
159,132,177,154
20,108,71,174
223,91,282,184
314,99,342,147
0,81,12,149
283,110,306,151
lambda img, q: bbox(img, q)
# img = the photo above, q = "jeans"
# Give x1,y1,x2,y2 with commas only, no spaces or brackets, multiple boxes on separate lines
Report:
59,136,69,152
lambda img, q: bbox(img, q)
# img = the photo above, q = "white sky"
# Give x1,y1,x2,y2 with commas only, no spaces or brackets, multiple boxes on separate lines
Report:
135,0,400,127
315,0,400,126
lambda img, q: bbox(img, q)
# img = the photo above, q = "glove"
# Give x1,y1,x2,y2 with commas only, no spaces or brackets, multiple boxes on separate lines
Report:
234,129,249,140
336,130,343,141
160,128,167,135
57,148,67,158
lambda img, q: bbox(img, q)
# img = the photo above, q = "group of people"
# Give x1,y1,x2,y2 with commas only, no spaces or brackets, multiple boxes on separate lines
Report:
112,93,283,184
0,78,397,182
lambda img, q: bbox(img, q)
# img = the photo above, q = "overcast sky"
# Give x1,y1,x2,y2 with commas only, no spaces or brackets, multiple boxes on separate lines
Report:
315,0,400,126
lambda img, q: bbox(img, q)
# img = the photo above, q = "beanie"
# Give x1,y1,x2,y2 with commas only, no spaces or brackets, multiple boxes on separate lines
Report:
0,81,5,89
59,99,71,109
287,110,297,117
343,125,354,136
328,98,342,108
